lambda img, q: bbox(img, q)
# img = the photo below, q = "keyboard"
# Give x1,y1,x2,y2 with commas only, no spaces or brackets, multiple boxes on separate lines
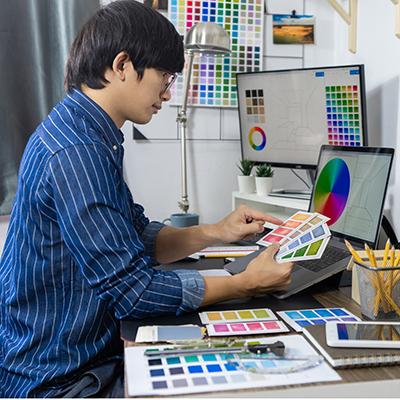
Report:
236,227,272,246
297,245,350,273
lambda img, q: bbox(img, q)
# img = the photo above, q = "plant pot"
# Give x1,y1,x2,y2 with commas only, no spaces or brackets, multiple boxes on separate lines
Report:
238,175,255,194
255,177,274,196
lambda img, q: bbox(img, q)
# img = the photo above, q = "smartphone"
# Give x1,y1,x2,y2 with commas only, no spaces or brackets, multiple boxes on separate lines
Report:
326,321,400,348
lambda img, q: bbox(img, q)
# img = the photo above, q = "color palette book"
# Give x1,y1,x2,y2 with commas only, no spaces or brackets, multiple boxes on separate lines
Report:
168,0,264,107
125,335,341,396
206,320,289,336
277,308,361,332
256,211,331,263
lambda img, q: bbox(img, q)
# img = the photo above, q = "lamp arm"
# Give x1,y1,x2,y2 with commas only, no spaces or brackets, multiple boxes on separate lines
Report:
177,51,195,213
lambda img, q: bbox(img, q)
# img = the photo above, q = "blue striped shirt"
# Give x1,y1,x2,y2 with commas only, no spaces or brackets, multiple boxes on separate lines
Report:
0,89,205,398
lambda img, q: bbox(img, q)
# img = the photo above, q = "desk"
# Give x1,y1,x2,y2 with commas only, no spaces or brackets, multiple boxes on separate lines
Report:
124,258,400,398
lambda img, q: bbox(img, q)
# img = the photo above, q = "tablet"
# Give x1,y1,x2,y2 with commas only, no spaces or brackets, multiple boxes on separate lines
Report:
326,321,400,348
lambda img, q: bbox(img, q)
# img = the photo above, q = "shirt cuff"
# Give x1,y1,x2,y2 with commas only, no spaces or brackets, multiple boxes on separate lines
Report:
173,269,205,315
141,221,165,265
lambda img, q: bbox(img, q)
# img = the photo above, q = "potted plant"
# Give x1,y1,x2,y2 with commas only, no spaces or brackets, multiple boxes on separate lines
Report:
236,158,255,194
255,164,274,196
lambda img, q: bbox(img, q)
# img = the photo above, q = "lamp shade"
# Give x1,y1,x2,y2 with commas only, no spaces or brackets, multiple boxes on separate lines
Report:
184,22,231,55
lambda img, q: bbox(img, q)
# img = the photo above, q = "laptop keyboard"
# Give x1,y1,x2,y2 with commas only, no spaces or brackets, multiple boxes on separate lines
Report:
297,245,350,273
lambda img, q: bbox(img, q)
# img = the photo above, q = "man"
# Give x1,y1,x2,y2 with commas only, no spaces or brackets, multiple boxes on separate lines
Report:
0,1,295,397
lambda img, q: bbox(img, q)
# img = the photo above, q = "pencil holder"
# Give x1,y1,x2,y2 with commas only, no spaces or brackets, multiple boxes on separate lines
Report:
355,259,400,321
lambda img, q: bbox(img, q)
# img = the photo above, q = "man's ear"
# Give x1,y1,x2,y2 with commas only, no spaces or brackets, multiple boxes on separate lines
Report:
112,51,131,81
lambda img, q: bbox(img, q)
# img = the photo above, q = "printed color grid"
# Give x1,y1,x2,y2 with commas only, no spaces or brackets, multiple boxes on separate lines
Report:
326,84,362,146
168,0,264,107
125,335,341,396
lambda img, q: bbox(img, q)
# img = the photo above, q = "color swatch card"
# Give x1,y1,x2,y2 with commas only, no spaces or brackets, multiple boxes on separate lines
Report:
135,325,204,342
276,233,331,263
277,308,361,332
199,308,288,336
206,320,289,336
125,335,341,397
256,212,331,263
199,308,276,324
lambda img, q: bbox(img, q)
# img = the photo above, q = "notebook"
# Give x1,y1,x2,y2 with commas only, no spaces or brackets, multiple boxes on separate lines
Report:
224,145,395,299
303,324,400,369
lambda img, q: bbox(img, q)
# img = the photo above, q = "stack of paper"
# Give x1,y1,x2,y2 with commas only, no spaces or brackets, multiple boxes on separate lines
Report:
256,211,331,263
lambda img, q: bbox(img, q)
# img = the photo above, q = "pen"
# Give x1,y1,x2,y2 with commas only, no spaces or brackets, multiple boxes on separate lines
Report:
200,254,249,258
344,239,363,263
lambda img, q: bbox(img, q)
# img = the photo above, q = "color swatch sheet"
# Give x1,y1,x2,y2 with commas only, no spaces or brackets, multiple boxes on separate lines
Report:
326,84,363,146
199,308,289,336
168,0,264,107
277,308,361,332
256,211,331,262
125,335,341,396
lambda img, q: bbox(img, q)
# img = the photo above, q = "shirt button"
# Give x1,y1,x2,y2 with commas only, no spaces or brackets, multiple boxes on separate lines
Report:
113,145,117,150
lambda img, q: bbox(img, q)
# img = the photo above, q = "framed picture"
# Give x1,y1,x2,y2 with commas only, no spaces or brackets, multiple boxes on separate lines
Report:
273,13,315,45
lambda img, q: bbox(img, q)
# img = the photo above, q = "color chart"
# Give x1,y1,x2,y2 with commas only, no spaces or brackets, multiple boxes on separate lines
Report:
313,158,351,226
326,84,362,146
199,308,276,324
168,0,264,107
198,308,289,336
125,335,341,396
277,308,361,332
206,320,289,336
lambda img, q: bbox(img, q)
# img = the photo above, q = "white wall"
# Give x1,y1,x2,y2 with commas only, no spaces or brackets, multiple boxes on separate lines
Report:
1,0,400,254
121,0,337,225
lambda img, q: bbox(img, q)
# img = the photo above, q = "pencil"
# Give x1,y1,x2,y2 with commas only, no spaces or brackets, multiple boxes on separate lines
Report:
344,239,363,263
395,249,400,267
382,238,391,268
364,243,377,268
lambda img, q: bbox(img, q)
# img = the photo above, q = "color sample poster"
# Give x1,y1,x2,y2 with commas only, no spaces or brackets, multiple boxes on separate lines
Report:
125,335,341,396
168,0,265,107
273,14,314,44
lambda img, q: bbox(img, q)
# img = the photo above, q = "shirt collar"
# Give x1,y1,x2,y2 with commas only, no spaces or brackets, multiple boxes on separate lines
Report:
64,88,124,146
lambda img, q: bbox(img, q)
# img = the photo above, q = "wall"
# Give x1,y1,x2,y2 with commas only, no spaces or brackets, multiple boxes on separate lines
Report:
121,0,337,226
1,0,400,254
325,0,400,239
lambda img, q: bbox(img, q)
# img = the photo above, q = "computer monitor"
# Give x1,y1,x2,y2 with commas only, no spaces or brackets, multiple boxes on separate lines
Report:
236,65,368,173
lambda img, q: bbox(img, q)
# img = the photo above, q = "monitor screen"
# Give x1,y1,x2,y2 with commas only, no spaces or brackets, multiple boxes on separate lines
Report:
236,65,368,170
309,145,394,248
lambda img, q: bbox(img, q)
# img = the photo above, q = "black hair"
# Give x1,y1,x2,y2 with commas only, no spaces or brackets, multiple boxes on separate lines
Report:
64,0,184,93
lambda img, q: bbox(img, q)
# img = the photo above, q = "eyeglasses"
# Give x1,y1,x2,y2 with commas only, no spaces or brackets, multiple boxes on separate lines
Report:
159,69,178,93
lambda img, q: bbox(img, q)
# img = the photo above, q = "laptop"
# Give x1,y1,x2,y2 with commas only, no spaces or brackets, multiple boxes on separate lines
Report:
225,145,395,299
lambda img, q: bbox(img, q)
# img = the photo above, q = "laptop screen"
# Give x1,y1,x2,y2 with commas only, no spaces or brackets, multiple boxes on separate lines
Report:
309,145,394,248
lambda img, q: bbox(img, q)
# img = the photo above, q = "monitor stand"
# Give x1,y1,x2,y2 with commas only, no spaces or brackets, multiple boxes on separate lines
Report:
269,190,311,200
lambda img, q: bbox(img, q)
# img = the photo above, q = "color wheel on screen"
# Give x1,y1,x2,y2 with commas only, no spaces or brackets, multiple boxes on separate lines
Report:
248,127,266,151
313,158,350,225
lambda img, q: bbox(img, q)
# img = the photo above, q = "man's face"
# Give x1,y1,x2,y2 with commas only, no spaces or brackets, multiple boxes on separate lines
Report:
121,64,176,125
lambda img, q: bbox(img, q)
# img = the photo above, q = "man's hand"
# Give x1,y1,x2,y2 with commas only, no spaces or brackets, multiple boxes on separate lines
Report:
200,243,296,307
236,243,296,295
212,205,283,243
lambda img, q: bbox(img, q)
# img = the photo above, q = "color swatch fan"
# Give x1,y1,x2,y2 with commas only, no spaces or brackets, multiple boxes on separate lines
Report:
256,212,331,263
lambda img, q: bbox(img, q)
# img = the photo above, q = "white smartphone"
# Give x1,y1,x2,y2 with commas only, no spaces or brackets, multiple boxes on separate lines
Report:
326,321,400,348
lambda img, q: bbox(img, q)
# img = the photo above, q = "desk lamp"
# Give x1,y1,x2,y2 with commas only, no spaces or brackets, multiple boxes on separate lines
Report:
177,22,231,213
